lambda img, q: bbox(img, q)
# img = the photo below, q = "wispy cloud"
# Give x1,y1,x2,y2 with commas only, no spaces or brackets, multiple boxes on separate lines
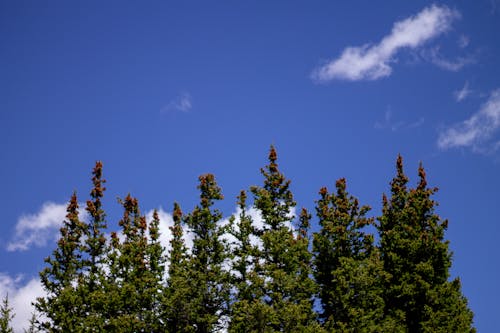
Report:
0,273,44,333
438,89,500,151
374,108,424,131
454,81,472,102
422,46,475,71
458,34,470,48
311,5,460,82
161,92,193,113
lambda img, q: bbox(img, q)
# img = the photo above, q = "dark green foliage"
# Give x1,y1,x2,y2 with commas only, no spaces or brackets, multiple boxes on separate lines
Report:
0,295,14,333
313,178,399,332
183,174,231,332
36,192,86,332
164,203,193,332
104,195,165,331
248,146,318,331
378,156,475,332
32,150,474,333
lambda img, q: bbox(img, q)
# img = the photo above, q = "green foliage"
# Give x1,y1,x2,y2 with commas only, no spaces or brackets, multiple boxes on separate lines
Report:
36,192,87,332
32,149,474,332
0,295,14,333
313,178,393,332
164,202,193,332
378,156,475,332
247,146,318,331
183,174,231,332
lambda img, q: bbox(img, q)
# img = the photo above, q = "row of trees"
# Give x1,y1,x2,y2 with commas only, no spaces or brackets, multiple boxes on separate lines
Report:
2,147,475,332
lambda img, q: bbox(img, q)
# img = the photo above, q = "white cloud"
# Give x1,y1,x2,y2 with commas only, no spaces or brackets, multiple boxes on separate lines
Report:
311,5,460,82
161,92,192,113
438,89,500,151
454,81,472,102
7,202,66,252
422,46,475,71
374,108,424,131
7,202,88,252
0,273,45,333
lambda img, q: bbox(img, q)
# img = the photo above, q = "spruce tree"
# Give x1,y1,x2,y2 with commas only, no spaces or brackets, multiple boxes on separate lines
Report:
80,161,109,330
227,191,266,332
378,156,475,332
249,146,318,331
184,174,230,332
0,295,14,333
313,178,395,332
36,192,87,332
164,202,193,332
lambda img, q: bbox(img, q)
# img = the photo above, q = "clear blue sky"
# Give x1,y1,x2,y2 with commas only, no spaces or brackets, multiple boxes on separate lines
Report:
1,1,499,331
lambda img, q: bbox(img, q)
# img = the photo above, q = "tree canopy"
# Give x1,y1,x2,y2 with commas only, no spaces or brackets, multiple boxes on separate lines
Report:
15,147,475,332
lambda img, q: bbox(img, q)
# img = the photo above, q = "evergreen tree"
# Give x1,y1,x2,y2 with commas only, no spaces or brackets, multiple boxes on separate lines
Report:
104,195,165,331
378,156,475,332
23,313,39,333
145,208,167,331
36,192,87,332
313,178,395,332
0,295,14,333
184,174,230,332
249,146,318,331
164,202,193,332
80,161,109,330
227,191,267,332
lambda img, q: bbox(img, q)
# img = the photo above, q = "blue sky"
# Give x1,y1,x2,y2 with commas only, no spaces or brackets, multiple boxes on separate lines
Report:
1,1,499,331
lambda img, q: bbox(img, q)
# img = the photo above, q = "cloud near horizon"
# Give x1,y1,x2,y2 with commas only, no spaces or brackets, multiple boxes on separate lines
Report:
311,4,460,82
0,273,44,333
438,89,500,151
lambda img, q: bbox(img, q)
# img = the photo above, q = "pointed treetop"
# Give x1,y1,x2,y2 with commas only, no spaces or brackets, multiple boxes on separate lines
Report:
268,145,278,173
237,190,247,210
173,202,182,223
335,178,347,194
417,162,427,190
390,154,409,196
198,173,224,207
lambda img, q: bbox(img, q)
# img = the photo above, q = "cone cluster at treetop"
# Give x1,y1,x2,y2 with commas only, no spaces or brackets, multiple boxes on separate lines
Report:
2,146,475,332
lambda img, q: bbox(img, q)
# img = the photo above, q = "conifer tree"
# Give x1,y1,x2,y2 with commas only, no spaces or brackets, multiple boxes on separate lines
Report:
184,174,230,332
145,209,166,331
378,156,475,332
23,313,39,333
249,146,318,331
104,195,165,331
227,191,267,332
164,202,193,332
0,295,14,333
313,178,394,332
36,193,86,332
80,161,109,330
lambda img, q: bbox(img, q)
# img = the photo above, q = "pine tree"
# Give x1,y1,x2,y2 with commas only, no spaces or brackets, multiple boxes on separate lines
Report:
164,202,193,332
145,208,166,331
0,295,14,333
378,156,475,332
227,190,266,332
313,178,394,332
184,174,230,332
80,161,109,330
104,195,165,331
249,146,318,331
36,192,87,332
23,313,39,333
